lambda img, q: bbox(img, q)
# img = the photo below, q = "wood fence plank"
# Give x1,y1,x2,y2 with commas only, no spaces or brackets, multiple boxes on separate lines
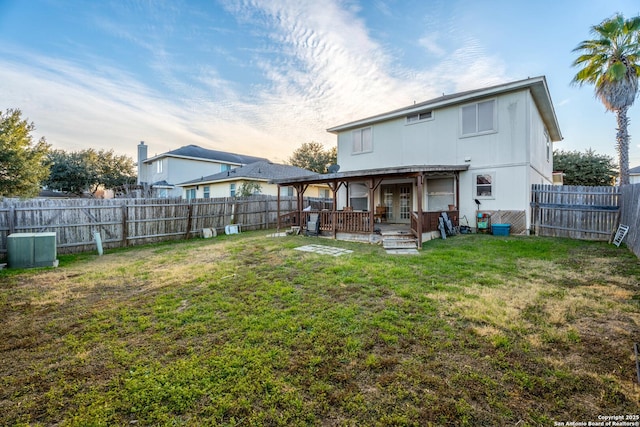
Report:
0,196,313,256
531,184,621,241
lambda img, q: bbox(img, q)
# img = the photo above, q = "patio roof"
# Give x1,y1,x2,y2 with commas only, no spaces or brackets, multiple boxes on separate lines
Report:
271,164,469,186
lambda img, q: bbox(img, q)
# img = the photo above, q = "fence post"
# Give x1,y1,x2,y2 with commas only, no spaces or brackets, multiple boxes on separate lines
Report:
121,203,128,247
185,202,194,239
8,205,15,235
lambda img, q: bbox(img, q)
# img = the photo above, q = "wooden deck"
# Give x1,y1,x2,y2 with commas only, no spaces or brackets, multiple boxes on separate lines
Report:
279,210,459,238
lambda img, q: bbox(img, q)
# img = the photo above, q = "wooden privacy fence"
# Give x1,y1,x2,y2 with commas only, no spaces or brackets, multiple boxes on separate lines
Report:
0,196,330,257
619,184,640,258
530,184,621,241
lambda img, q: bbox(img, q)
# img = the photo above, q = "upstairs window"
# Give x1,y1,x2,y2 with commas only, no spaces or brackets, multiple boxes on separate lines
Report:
406,111,433,124
221,164,231,172
156,159,164,173
545,129,551,162
352,127,372,154
461,99,496,136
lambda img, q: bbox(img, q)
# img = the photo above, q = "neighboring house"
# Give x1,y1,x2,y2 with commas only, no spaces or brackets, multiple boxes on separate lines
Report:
177,161,331,199
274,76,562,244
137,142,268,198
630,165,640,184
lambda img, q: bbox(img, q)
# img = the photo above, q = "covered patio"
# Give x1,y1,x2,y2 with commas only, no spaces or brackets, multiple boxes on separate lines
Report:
273,165,469,247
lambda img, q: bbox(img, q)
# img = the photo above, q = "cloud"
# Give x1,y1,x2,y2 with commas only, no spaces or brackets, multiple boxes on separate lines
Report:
0,0,511,164
418,33,446,57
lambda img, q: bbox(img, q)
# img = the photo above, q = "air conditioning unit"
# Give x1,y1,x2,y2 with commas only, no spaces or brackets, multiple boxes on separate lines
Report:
7,232,58,268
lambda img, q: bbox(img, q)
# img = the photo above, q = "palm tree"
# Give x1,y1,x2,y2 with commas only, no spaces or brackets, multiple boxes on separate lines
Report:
572,13,640,185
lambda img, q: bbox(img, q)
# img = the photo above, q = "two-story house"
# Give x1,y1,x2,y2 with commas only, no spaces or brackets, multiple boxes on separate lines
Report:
137,142,268,198
274,76,563,245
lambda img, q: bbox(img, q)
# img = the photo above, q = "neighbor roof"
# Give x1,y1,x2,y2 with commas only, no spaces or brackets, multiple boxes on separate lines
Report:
144,144,268,165
177,161,317,186
629,165,640,174
327,76,563,142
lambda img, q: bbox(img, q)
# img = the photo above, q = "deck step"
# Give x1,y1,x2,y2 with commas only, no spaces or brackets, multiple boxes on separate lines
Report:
382,238,418,249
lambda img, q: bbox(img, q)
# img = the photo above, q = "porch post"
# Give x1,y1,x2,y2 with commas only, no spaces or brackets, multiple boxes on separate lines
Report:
416,174,424,247
346,183,350,208
368,178,375,232
277,185,281,231
455,172,460,212
329,180,339,238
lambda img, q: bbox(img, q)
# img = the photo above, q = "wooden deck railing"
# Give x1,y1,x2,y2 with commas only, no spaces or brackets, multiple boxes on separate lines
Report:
283,210,459,235
411,210,459,235
279,211,300,227
280,210,372,234
330,211,371,233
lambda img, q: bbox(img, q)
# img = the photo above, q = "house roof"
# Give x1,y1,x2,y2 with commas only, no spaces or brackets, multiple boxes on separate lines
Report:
144,144,269,165
630,165,640,174
271,164,470,186
327,76,563,142
177,161,318,186
151,180,174,188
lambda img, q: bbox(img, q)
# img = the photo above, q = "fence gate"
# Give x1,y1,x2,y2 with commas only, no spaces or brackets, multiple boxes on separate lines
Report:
531,184,621,241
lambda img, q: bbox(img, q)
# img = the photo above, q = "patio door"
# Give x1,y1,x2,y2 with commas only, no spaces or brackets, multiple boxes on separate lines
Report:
381,183,412,223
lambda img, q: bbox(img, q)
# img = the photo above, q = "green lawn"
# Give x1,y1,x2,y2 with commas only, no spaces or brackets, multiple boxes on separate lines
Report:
1,232,639,426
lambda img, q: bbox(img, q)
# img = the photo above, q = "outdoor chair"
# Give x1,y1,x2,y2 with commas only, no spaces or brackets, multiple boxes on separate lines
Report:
306,213,320,237
375,205,386,222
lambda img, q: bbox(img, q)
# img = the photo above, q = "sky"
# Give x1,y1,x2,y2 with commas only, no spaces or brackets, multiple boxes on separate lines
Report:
1,0,640,168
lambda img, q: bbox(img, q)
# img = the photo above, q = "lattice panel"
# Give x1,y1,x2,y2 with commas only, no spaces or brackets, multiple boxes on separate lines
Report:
483,210,527,235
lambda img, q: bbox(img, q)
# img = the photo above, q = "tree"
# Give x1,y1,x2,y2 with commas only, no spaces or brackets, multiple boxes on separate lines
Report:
572,13,640,185
44,148,136,195
236,181,262,197
553,149,617,186
0,109,51,198
44,150,95,195
288,142,337,173
96,149,137,191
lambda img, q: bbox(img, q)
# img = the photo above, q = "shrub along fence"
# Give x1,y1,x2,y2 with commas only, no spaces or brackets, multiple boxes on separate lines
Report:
0,196,331,258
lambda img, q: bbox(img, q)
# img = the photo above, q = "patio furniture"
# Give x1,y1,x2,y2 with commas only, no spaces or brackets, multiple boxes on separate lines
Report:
306,213,320,237
375,205,386,223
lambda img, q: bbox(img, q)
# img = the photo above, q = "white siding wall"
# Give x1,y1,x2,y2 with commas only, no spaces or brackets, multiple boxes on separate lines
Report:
338,91,537,172
335,88,554,230
528,93,554,183
167,158,230,186
140,157,238,197
141,157,236,189
458,166,529,227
